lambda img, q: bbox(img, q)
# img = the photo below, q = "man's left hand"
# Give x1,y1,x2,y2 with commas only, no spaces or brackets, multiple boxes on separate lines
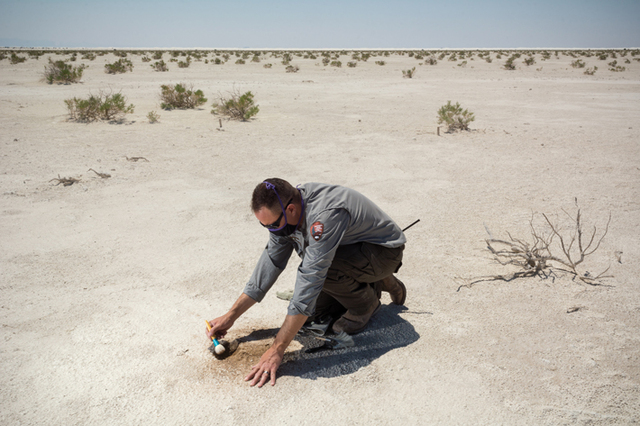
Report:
245,346,283,387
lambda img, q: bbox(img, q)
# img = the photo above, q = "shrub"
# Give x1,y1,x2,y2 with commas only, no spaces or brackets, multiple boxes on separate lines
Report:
44,59,86,84
65,91,134,122
425,56,437,65
160,83,207,110
235,59,245,64
402,67,416,78
571,59,586,68
347,61,357,67
375,60,386,65
141,56,151,62
113,51,127,57
81,52,96,61
330,60,342,67
285,65,299,73
153,51,163,60
10,53,27,64
105,58,133,74
151,60,168,72
503,57,516,70
457,60,467,67
178,57,191,68
147,111,160,123
322,57,330,66
437,101,475,132
584,66,597,75
523,56,535,66
251,55,260,63
263,63,273,68
211,90,259,121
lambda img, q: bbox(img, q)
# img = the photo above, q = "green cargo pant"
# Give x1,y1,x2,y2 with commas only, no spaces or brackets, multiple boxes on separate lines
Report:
315,242,404,318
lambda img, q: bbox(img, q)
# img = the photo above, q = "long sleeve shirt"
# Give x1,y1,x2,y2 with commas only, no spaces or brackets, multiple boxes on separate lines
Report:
243,182,406,317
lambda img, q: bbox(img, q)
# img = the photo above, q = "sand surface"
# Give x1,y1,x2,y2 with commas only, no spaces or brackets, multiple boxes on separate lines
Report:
1,50,639,424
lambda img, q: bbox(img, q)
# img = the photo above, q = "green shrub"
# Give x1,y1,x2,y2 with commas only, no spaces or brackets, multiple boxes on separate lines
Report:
571,59,585,68
178,57,191,68
584,66,597,75
147,111,160,123
160,83,207,110
153,51,163,60
113,51,127,57
375,60,386,65
285,65,299,73
402,67,416,78
141,56,151,62
457,60,467,67
263,63,273,68
65,91,134,122
347,61,357,67
503,56,516,70
211,90,259,121
437,101,475,132
251,55,261,63
235,59,245,64
105,58,133,74
523,57,535,66
322,57,330,66
10,53,27,64
151,60,168,72
44,59,86,84
330,60,342,67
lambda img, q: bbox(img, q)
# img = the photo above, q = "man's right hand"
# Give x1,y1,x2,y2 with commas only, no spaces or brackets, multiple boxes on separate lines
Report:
206,314,235,340
205,293,257,342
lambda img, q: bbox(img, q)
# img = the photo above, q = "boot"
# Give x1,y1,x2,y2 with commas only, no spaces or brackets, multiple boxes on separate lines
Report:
332,301,381,335
381,275,406,305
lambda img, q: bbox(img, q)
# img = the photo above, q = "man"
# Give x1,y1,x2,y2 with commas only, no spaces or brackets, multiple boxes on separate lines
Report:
206,178,406,387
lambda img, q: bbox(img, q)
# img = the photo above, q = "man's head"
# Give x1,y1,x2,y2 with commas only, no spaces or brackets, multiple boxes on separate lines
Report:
251,178,300,215
252,178,303,235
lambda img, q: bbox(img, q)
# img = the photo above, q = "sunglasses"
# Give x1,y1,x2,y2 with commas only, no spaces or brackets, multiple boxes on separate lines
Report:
261,197,293,230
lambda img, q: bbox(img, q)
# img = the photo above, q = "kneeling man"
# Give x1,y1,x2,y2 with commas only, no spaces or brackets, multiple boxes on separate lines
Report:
207,178,407,386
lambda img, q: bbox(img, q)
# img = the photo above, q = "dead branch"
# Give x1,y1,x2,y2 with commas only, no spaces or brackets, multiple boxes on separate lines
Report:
88,168,111,178
125,156,148,162
468,205,613,290
49,174,80,186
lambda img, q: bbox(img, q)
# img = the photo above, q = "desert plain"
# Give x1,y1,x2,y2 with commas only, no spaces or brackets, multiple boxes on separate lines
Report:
1,48,639,425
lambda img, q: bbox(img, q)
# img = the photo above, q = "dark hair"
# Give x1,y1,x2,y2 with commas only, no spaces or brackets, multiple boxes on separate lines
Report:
251,178,300,213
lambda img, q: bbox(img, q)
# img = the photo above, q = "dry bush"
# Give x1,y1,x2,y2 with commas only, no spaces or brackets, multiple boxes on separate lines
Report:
160,83,207,110
105,58,133,74
437,101,475,131
65,90,134,122
44,59,86,84
402,67,416,78
211,90,259,121
460,203,612,290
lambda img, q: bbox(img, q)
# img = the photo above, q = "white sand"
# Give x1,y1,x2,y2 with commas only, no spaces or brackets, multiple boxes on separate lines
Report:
1,50,639,424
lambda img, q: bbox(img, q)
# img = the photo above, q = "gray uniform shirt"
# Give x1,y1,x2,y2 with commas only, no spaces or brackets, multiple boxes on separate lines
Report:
243,182,406,317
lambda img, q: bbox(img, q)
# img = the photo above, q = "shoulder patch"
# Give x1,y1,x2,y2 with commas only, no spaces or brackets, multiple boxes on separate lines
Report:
310,221,324,241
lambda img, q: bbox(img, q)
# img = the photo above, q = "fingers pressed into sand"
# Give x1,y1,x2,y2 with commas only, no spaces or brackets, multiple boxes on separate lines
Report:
246,348,282,387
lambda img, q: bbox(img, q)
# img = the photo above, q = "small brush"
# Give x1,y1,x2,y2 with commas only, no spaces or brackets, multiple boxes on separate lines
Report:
205,320,226,355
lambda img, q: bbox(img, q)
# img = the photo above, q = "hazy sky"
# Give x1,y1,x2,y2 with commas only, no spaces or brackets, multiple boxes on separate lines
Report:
1,0,638,48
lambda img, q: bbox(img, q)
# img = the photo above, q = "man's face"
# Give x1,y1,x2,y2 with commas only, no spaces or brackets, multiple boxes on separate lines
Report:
255,206,285,229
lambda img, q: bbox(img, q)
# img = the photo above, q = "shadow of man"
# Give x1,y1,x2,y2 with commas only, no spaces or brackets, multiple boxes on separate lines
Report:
278,305,421,380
